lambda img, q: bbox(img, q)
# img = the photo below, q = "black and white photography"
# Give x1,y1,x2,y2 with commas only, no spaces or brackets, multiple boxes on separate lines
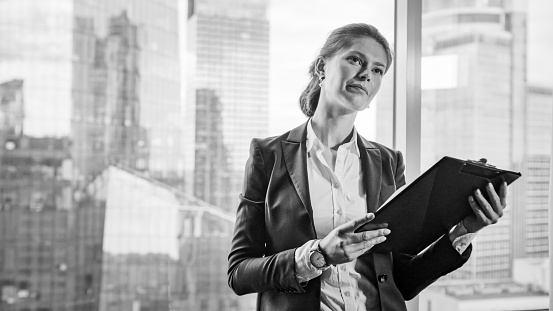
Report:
0,0,551,311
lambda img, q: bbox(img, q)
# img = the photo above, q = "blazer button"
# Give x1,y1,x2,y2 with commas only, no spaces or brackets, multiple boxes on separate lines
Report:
378,274,388,283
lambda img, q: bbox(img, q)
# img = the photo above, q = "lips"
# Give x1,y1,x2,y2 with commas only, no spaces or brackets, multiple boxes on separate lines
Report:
347,84,367,95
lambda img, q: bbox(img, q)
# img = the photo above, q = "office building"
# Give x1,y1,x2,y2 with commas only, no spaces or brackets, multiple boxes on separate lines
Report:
194,89,232,208
377,0,530,281
186,0,270,211
0,135,75,310
420,0,523,280
512,85,552,259
0,1,197,310
77,165,237,311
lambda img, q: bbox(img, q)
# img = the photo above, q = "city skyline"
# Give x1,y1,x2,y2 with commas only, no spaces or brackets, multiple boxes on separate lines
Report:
0,0,189,310
0,1,551,310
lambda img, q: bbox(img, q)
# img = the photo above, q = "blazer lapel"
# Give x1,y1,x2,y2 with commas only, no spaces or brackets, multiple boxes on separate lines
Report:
358,135,382,213
281,122,316,234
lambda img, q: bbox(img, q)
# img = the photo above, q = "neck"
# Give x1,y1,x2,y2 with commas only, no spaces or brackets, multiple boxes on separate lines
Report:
311,109,356,149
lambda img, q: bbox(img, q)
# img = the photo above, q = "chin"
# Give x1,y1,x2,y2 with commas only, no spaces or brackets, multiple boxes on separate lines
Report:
351,100,372,112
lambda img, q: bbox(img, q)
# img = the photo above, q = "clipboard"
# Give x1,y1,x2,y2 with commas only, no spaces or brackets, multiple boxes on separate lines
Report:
354,156,521,254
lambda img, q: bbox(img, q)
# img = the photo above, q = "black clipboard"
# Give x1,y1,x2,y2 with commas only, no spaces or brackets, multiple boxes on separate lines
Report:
354,156,521,254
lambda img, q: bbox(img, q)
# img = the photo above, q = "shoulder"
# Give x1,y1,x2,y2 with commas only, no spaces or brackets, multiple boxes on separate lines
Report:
250,131,289,152
250,122,307,153
358,135,403,162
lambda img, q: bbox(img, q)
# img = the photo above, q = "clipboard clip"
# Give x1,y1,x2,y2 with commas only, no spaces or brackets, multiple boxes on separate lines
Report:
467,158,496,168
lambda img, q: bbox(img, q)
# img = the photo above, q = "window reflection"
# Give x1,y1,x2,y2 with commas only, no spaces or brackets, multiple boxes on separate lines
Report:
1,0,549,311
0,0,188,310
404,0,551,309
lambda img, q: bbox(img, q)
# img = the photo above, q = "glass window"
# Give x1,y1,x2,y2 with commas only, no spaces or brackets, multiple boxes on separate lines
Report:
408,0,552,309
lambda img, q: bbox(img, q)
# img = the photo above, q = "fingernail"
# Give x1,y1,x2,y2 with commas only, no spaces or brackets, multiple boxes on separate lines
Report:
379,236,387,242
469,196,474,202
367,213,374,219
476,189,481,196
488,183,493,189
383,229,391,235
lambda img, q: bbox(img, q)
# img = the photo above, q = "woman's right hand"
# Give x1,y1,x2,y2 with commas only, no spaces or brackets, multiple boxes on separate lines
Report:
319,213,390,266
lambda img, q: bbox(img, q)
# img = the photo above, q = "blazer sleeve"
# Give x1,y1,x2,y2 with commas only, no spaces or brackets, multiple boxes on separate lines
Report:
390,150,472,300
227,139,305,295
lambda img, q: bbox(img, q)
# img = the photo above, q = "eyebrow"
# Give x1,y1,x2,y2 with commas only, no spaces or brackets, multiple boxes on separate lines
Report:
350,50,387,68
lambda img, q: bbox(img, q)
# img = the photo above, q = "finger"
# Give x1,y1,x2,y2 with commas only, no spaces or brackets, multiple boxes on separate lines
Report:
469,195,489,225
473,188,499,223
485,183,504,217
339,213,375,233
352,228,391,244
349,235,388,256
349,242,385,259
499,181,507,207
358,222,388,232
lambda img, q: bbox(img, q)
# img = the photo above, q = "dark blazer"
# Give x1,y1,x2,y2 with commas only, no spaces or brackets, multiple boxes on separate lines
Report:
228,121,471,311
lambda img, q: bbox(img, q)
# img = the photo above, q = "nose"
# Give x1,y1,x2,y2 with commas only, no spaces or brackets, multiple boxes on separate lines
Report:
358,68,370,82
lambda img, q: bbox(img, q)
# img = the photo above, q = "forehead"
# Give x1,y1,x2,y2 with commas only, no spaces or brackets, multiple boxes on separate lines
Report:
338,37,388,65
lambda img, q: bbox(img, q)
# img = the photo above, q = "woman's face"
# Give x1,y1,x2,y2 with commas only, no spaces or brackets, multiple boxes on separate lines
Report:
319,36,388,115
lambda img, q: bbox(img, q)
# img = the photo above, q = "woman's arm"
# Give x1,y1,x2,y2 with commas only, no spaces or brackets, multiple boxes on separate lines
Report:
227,139,305,295
392,235,471,300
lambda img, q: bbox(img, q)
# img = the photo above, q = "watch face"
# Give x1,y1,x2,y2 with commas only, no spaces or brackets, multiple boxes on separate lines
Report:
310,251,326,268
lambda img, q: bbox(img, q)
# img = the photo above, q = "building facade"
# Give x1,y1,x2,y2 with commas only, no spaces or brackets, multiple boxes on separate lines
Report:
377,0,533,281
185,0,270,211
0,1,193,310
513,85,552,259
194,89,232,209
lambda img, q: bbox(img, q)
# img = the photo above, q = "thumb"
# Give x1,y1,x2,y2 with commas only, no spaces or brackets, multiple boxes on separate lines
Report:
338,213,375,233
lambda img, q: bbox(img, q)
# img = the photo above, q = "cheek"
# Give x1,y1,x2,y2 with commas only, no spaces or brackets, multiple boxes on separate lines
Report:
372,79,383,93
327,74,346,95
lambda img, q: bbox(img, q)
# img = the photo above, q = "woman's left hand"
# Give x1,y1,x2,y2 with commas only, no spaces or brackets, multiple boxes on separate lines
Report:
463,182,508,233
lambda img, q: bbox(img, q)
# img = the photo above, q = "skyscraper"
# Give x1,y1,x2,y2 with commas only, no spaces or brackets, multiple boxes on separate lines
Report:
512,85,552,259
421,0,528,281
0,0,186,309
194,89,232,208
377,0,529,281
185,0,270,211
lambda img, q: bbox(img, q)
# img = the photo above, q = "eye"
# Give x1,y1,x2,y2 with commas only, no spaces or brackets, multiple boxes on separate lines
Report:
347,56,363,66
373,68,384,75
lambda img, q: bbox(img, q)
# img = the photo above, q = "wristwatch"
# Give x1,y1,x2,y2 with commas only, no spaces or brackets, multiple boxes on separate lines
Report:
309,240,329,269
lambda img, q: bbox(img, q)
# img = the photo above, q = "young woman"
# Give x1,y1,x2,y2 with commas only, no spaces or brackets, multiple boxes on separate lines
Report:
228,23,507,311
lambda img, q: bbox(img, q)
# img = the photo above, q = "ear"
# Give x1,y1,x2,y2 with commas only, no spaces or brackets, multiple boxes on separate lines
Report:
315,56,326,78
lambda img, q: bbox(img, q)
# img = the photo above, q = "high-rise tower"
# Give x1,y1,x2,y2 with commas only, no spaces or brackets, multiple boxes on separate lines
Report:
514,85,552,259
186,0,270,211
0,1,185,309
377,0,529,281
420,0,527,281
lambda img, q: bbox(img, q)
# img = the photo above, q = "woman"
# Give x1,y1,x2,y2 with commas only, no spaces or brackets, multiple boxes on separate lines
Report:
228,23,507,311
